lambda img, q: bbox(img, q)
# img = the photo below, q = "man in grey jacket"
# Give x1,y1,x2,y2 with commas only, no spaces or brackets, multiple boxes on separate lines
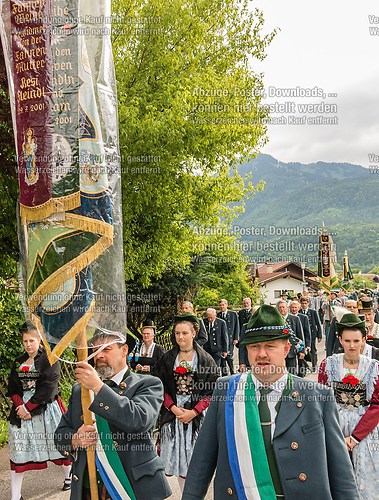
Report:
54,331,171,500
183,305,358,500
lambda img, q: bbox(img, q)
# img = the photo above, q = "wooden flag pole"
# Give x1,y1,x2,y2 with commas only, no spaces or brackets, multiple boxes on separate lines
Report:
77,329,99,500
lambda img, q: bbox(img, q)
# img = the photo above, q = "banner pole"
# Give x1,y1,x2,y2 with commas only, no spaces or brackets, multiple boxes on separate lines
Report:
77,329,99,500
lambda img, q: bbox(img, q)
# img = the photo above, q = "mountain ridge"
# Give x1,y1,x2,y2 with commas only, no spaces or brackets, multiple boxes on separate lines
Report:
235,154,379,272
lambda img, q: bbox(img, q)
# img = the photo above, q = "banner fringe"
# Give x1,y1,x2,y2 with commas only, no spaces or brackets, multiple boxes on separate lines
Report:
65,214,113,240
28,235,112,310
20,192,81,223
34,300,96,366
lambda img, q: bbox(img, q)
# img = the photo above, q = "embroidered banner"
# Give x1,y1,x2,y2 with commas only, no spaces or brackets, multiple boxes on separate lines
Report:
9,0,81,221
341,250,353,290
317,226,338,293
1,0,126,363
11,0,54,216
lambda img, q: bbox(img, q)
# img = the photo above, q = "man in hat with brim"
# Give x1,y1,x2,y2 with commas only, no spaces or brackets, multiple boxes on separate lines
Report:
322,291,341,343
183,305,358,500
130,320,166,373
280,291,290,304
359,296,379,347
54,330,171,500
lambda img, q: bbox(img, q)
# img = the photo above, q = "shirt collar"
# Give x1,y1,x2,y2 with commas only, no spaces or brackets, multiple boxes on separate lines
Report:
109,366,128,386
250,370,288,395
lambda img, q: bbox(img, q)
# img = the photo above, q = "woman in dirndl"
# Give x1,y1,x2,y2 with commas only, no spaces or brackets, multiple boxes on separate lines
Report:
7,323,71,500
153,313,218,492
318,312,379,499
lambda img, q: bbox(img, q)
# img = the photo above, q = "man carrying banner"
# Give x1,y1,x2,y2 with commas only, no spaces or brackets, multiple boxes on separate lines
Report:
183,305,358,500
54,331,171,500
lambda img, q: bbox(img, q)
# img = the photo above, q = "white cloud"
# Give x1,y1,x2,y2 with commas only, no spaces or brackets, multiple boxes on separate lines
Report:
252,0,379,166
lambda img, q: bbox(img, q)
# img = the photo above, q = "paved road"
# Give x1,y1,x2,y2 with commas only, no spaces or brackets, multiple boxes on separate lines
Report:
0,447,192,500
0,341,324,499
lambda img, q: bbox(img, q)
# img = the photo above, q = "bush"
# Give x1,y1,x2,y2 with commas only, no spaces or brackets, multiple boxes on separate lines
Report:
0,273,24,380
0,418,8,447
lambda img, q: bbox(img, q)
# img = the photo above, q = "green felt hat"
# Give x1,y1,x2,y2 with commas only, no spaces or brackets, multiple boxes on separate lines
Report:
336,313,366,333
174,313,200,325
241,304,292,345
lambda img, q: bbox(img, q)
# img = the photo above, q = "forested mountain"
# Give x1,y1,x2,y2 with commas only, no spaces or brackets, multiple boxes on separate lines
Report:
235,155,379,272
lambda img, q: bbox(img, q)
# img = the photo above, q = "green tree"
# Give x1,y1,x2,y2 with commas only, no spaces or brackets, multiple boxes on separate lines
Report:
0,46,18,268
0,46,23,380
188,232,261,307
125,232,263,343
112,0,274,286
352,275,376,291
0,262,24,379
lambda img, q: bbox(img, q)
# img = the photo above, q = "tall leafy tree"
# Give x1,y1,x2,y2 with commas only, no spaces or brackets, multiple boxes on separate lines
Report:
112,0,275,286
0,45,18,275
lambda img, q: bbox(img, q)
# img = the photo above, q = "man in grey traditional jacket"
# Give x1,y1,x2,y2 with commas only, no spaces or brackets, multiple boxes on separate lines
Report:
55,331,171,500
183,305,359,500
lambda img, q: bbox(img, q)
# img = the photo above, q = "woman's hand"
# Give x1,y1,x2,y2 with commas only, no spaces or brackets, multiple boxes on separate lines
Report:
16,404,31,420
345,436,358,451
176,409,197,424
171,405,184,417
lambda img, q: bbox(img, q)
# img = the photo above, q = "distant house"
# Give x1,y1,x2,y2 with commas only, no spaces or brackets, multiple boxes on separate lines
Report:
246,261,319,305
360,274,379,290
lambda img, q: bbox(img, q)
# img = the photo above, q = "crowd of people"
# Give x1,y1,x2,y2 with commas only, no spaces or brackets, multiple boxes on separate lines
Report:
5,287,379,499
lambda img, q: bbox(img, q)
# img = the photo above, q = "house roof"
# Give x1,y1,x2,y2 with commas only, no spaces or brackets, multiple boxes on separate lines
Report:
246,261,319,286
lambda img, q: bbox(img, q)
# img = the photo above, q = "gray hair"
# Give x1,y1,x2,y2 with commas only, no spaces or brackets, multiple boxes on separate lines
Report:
276,300,288,308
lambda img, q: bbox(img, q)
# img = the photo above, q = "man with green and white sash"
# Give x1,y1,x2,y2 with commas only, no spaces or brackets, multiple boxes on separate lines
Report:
55,331,171,500
183,305,358,500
